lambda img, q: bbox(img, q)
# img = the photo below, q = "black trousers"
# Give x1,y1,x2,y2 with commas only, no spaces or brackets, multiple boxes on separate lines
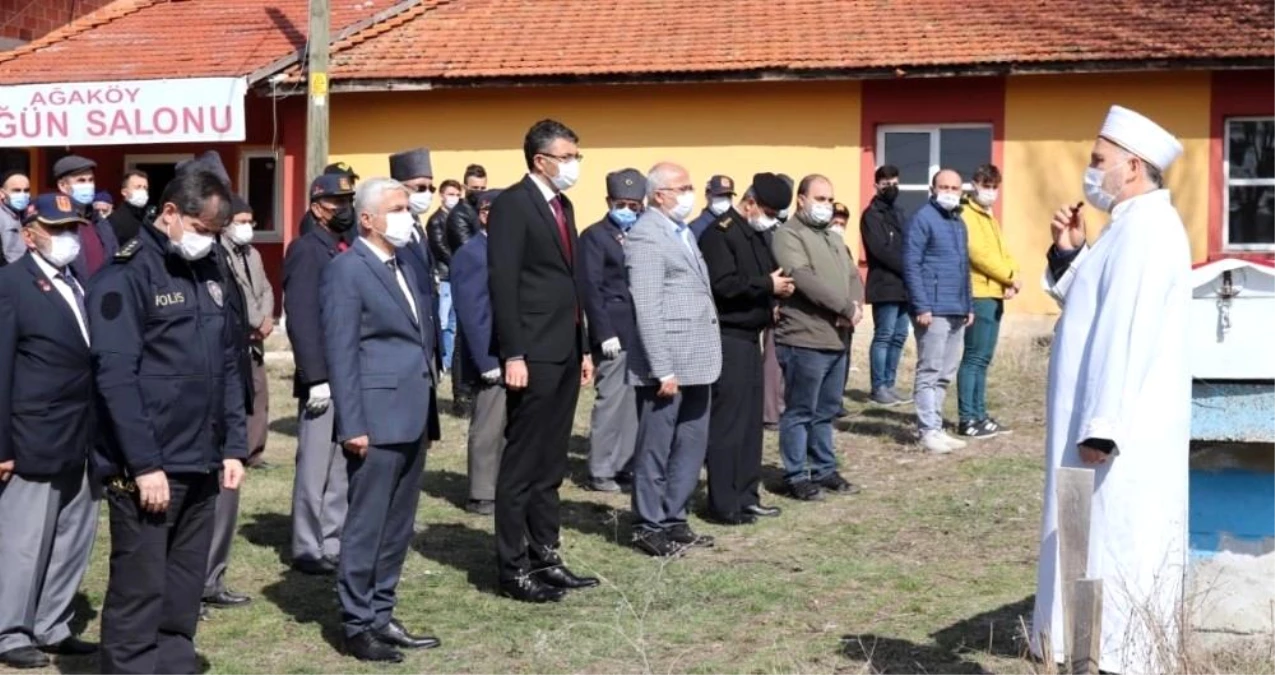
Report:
706,331,764,520
494,356,581,581
100,472,218,675
338,439,427,638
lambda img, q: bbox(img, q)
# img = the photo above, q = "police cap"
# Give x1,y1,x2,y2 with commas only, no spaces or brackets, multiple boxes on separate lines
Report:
310,174,355,202
23,193,89,227
706,175,736,196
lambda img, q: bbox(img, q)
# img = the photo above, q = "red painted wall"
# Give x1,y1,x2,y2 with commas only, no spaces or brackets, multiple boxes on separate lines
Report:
1208,70,1275,263
0,0,114,44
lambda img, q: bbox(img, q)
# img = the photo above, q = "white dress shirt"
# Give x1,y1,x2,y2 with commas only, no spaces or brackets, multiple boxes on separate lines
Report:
359,238,418,323
528,173,558,203
32,252,89,345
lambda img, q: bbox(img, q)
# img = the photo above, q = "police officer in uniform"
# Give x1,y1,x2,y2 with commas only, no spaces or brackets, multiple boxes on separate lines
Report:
688,174,736,239
88,168,247,674
696,173,794,525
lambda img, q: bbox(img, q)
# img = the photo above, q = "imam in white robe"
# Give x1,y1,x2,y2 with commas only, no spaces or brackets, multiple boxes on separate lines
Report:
1031,189,1192,674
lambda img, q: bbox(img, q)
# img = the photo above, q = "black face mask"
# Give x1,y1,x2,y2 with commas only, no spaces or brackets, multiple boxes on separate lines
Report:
878,185,900,205
327,205,355,232
465,191,481,208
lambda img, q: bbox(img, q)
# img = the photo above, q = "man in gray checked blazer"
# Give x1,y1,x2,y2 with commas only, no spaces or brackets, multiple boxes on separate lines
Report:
624,162,723,558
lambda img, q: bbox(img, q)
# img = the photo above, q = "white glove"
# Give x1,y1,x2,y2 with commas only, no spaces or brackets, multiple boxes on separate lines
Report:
481,368,502,384
600,337,622,359
306,383,332,415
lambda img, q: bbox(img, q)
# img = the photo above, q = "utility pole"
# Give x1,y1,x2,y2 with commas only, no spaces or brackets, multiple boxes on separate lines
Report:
305,0,330,189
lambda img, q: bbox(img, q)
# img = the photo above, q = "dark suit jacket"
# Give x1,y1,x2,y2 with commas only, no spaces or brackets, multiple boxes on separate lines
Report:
283,225,343,399
487,175,587,364
577,215,636,352
0,253,95,477
321,239,440,446
451,234,499,384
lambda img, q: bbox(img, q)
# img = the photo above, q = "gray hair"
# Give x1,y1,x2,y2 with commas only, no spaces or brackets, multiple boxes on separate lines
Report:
645,162,685,200
353,177,408,218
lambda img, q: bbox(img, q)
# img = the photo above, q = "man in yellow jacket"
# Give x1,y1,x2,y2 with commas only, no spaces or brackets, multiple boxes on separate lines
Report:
958,164,1019,439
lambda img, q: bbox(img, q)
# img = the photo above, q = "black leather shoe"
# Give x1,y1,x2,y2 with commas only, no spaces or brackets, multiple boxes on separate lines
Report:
817,472,861,495
632,530,685,557
465,499,495,516
375,619,441,650
499,576,567,603
788,480,825,501
203,590,252,608
534,564,600,589
38,636,97,656
666,524,714,547
744,503,782,518
707,511,757,526
345,631,403,663
0,646,50,669
292,557,337,576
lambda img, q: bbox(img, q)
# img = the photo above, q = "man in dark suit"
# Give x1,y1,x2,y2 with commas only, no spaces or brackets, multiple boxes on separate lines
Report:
321,177,440,663
451,189,503,516
283,174,357,576
0,194,100,669
487,119,597,603
577,168,644,493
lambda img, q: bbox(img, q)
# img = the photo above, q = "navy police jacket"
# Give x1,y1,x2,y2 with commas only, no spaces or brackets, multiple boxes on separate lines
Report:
87,222,248,481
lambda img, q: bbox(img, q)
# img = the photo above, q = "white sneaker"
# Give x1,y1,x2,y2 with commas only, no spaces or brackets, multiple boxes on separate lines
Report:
921,431,953,454
940,432,968,451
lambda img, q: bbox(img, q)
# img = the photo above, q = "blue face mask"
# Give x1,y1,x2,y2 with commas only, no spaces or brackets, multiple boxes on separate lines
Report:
6,192,29,212
70,183,96,206
609,207,638,229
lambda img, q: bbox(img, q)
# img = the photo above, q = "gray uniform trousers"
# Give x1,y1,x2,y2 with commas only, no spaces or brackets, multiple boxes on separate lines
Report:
762,328,785,425
203,471,238,597
588,349,638,480
631,385,711,534
467,382,507,502
0,466,98,652
291,402,348,562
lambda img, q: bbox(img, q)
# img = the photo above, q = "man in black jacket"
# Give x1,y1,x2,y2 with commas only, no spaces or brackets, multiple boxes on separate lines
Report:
697,173,794,525
426,179,461,373
0,195,101,669
445,165,488,409
859,165,911,406
283,174,356,576
107,170,151,243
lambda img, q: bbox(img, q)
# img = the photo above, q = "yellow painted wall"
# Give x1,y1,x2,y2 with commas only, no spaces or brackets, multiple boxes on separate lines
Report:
328,80,862,236
1003,71,1212,314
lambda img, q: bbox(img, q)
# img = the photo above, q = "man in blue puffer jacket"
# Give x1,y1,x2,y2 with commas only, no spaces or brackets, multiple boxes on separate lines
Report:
902,168,974,455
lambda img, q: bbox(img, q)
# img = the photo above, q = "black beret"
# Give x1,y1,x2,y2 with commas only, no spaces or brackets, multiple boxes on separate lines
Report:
750,173,792,212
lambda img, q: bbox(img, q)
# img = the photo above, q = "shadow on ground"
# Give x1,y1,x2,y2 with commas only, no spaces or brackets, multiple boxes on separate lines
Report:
412,522,498,593
240,512,292,565
268,414,298,439
243,514,345,657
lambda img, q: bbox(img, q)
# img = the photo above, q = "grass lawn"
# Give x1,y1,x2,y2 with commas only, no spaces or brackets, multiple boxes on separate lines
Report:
3,334,1094,674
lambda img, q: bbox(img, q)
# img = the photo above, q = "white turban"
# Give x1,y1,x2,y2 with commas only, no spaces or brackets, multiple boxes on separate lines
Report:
1099,105,1183,171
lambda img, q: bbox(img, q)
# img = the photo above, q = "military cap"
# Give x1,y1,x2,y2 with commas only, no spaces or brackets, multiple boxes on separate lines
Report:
388,148,433,182
750,173,793,212
52,155,96,180
310,173,355,202
706,174,736,197
175,150,232,192
476,189,503,211
23,193,88,227
324,161,360,180
606,168,645,202
93,191,113,205
231,195,253,215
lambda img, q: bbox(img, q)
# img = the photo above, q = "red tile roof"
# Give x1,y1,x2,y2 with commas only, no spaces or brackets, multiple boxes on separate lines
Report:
0,0,391,85
0,0,1270,87
309,0,1274,83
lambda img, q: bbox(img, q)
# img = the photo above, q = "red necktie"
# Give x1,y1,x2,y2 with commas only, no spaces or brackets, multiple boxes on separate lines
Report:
550,196,573,265
336,241,349,253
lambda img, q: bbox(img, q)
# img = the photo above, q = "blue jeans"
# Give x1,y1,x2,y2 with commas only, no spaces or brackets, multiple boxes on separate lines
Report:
869,302,911,391
957,298,1003,423
438,281,456,371
776,345,847,485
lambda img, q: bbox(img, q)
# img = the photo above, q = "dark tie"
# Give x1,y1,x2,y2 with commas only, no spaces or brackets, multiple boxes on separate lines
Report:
238,248,256,292
386,258,398,273
57,270,87,325
549,196,573,265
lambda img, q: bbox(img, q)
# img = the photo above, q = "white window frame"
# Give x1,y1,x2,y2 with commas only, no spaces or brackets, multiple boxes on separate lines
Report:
237,148,285,244
876,124,992,193
1222,116,1275,252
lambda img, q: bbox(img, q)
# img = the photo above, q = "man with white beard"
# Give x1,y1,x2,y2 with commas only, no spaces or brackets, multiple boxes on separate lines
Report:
1031,105,1190,674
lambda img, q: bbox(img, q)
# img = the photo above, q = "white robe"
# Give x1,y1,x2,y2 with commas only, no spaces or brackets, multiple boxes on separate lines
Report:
1030,190,1192,674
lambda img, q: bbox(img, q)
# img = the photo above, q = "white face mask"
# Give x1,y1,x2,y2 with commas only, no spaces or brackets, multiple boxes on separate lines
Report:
934,192,962,212
668,192,695,222
808,202,834,225
171,220,215,262
777,208,790,221
549,159,580,191
748,212,778,232
1083,167,1118,212
408,190,433,215
40,231,81,268
709,197,732,216
974,188,998,207
383,210,415,248
228,222,255,246
442,195,460,210
126,189,149,209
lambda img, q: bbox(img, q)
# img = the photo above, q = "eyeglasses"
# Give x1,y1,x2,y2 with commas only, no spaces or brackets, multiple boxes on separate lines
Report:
540,152,584,163
657,186,694,195
405,183,433,194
